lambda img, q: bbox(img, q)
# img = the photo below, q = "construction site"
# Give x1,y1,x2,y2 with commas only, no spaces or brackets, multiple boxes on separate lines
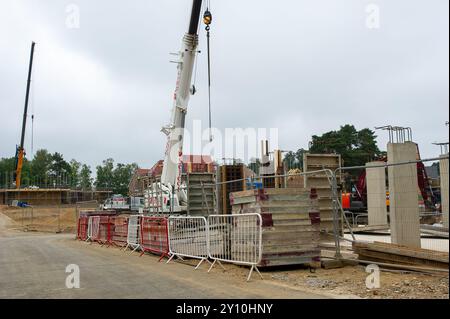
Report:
0,0,449,303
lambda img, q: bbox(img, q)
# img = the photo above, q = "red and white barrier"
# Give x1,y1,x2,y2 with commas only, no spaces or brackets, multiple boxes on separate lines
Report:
112,216,128,247
140,216,170,261
91,216,114,246
89,216,99,242
77,216,89,241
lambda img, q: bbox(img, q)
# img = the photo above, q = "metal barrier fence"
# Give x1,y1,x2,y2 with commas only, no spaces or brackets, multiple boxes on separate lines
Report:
207,214,263,282
89,216,100,242
112,216,128,248
87,216,94,241
90,216,114,246
77,216,89,241
125,215,141,252
167,216,210,269
140,216,170,261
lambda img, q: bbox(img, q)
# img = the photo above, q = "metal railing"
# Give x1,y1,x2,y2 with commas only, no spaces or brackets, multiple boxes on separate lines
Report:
207,213,263,282
167,216,210,269
125,215,141,252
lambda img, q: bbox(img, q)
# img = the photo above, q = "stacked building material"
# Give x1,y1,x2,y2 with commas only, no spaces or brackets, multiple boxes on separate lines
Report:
186,173,216,216
303,153,342,237
230,188,321,268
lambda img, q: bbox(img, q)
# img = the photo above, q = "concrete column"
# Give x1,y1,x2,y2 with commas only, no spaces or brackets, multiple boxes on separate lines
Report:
387,142,421,248
440,154,449,228
366,161,388,225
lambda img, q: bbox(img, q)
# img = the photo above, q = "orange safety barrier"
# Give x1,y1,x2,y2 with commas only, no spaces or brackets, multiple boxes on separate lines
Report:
140,216,170,261
112,216,129,247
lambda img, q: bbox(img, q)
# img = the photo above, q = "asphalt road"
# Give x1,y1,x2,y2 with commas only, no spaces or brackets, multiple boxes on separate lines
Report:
0,227,328,299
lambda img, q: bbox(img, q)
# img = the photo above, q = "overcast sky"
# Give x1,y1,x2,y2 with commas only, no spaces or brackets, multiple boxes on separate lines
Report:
0,0,448,170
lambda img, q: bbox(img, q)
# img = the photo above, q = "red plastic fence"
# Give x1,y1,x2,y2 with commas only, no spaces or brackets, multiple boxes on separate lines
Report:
140,216,170,261
77,216,89,241
112,216,129,247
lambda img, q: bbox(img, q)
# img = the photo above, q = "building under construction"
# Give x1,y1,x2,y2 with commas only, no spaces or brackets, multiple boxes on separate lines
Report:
0,188,112,206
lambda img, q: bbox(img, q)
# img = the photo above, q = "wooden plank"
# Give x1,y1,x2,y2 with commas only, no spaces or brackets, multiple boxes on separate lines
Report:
420,229,449,238
353,241,449,263
349,225,390,233
355,249,448,269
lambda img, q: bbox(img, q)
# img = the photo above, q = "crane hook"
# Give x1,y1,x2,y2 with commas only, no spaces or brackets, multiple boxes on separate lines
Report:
203,9,212,31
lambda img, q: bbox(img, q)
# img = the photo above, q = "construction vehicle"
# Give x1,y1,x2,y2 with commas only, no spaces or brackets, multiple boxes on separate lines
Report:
144,0,207,213
13,42,35,189
101,194,129,210
100,195,145,212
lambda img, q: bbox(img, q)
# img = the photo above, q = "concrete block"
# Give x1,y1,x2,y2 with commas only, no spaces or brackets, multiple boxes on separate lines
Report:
387,142,421,248
366,161,388,225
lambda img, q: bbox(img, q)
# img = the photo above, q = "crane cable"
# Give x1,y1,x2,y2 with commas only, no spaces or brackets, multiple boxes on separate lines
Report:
203,4,213,142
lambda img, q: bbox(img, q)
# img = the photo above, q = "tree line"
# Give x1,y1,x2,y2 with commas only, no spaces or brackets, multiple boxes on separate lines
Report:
0,149,138,195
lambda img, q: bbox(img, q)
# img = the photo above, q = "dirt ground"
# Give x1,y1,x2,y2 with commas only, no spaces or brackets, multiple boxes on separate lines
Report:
0,205,78,233
264,265,448,299
164,252,449,299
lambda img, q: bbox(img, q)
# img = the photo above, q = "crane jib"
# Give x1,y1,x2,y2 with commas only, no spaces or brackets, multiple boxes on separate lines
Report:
20,41,35,149
188,0,203,35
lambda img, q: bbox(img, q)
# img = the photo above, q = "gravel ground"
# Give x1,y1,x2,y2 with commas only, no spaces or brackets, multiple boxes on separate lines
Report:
266,265,449,299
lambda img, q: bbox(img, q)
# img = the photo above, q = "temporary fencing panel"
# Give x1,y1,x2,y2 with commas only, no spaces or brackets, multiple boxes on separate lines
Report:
140,216,170,261
125,215,141,252
91,216,114,245
167,216,210,269
89,216,100,242
207,214,263,281
112,216,129,247
77,216,89,241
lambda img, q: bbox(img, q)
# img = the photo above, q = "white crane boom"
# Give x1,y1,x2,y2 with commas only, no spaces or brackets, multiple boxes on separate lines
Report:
160,0,203,191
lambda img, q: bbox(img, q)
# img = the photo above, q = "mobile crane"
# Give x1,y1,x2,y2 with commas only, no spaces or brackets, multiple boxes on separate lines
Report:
13,42,36,189
145,0,209,212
